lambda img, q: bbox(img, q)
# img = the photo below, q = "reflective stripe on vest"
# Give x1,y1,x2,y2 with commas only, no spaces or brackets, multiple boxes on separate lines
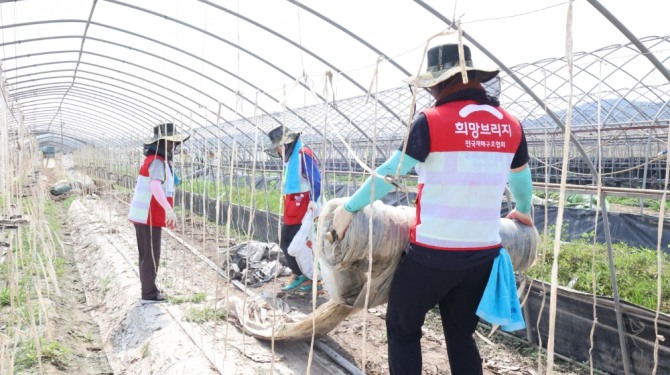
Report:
128,174,153,223
128,155,174,226
410,100,523,250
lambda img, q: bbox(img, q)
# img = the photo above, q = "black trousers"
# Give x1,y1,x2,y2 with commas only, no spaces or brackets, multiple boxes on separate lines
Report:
386,255,494,375
280,223,302,276
134,223,162,299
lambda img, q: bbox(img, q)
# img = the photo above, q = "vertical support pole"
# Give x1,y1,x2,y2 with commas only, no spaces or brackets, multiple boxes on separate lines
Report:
641,129,653,214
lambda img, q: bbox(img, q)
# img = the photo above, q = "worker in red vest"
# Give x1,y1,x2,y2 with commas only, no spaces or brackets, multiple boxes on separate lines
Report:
266,126,322,292
128,123,189,304
332,43,533,374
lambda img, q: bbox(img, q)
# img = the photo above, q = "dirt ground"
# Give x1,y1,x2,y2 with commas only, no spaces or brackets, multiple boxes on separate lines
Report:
66,186,588,375
27,213,113,375
35,168,598,374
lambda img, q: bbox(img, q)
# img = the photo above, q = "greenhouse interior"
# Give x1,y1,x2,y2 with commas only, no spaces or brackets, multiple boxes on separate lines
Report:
0,1,669,374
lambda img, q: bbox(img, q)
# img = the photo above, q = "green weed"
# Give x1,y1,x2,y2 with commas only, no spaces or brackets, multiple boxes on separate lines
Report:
526,234,670,311
15,339,71,370
53,257,66,277
0,288,10,307
62,196,76,210
184,306,226,323
167,292,206,305
141,342,150,358
101,274,112,295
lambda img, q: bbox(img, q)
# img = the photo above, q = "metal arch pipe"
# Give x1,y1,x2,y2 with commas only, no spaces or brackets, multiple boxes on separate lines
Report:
19,104,138,135
35,131,88,145
2,58,251,163
598,49,670,125
36,136,87,152
39,141,81,153
35,132,94,147
83,30,349,162
43,0,99,133
22,111,139,144
504,59,611,127
0,24,349,161
587,0,670,84
14,92,149,127
10,84,154,139
13,86,165,138
35,132,88,145
199,0,409,136
29,119,129,148
523,47,664,125
571,42,668,103
0,43,338,164
14,86,158,125
3,65,248,161
11,81,174,123
19,107,146,145
11,61,230,126
36,135,88,147
93,23,350,161
502,53,618,127
28,119,139,152
35,121,139,149
25,110,134,139
103,1,388,159
12,83,234,162
2,53,256,155
285,0,410,76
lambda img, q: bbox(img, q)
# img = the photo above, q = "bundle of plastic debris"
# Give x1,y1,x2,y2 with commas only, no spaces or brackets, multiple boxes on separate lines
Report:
221,240,291,287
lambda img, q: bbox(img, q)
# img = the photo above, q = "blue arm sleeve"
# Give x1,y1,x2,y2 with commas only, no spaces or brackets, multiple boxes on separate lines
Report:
302,153,321,201
508,167,533,213
344,150,420,212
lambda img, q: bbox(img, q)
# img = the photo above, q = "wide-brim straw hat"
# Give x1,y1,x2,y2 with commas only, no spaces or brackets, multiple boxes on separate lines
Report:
403,43,499,88
265,126,300,152
144,122,190,145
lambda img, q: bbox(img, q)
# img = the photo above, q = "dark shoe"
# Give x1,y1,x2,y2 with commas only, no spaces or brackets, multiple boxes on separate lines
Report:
281,275,309,292
141,292,166,305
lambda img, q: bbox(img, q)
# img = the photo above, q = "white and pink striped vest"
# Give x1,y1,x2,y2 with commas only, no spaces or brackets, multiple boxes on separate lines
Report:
410,100,523,250
128,155,174,227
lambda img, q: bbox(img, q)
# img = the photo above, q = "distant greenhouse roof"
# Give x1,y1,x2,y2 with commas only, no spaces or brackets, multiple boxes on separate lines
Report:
0,1,667,157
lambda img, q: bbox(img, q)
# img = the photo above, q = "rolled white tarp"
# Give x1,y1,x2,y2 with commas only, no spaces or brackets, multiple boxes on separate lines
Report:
228,198,540,340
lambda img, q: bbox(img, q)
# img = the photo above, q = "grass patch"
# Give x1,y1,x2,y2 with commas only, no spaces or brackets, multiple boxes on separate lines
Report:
62,196,76,210
0,288,26,309
184,306,226,323
53,257,66,277
141,342,150,358
607,195,668,211
534,191,669,212
0,288,10,306
15,339,71,370
167,292,206,305
179,179,282,213
101,274,112,295
526,233,670,311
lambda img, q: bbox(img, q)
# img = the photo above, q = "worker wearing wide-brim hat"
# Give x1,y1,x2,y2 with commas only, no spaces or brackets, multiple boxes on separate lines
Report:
266,125,322,293
332,43,534,374
129,122,189,305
